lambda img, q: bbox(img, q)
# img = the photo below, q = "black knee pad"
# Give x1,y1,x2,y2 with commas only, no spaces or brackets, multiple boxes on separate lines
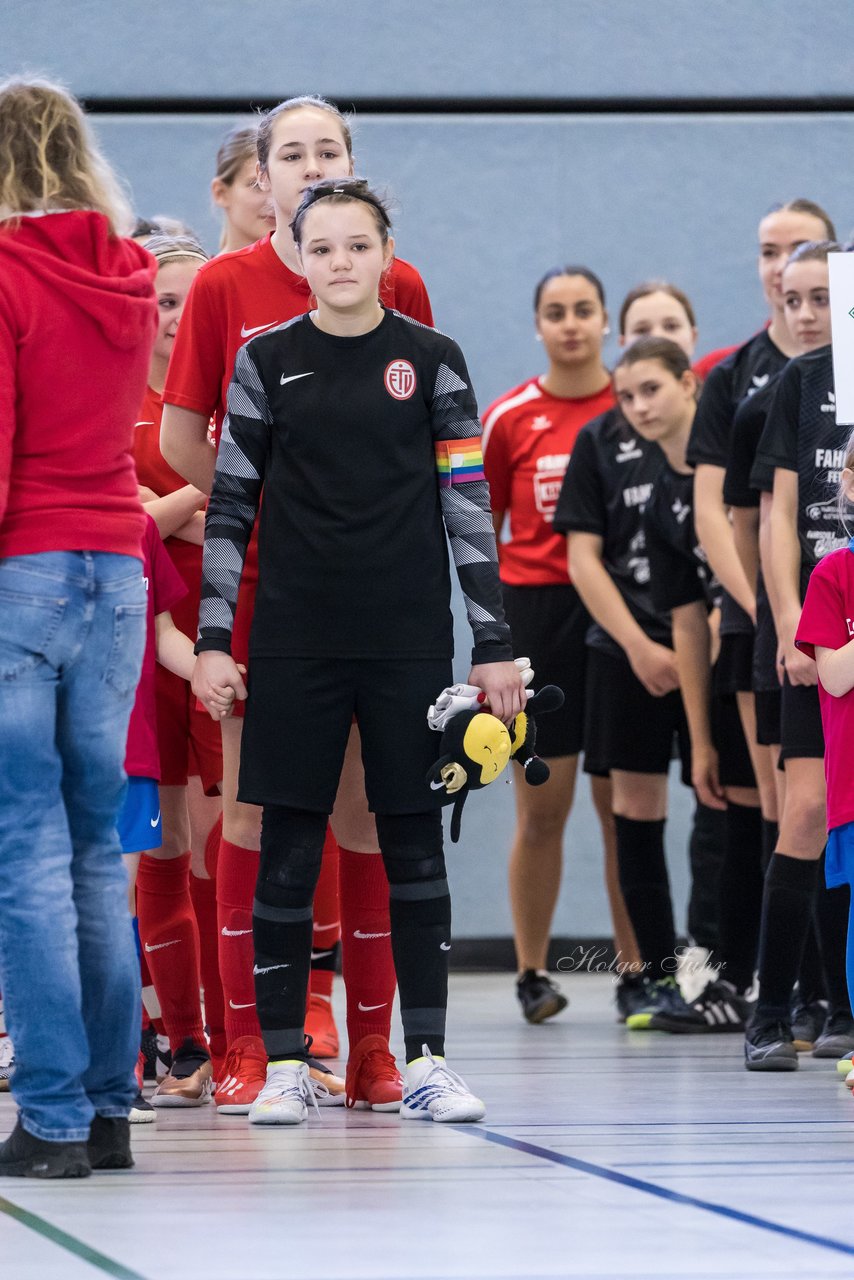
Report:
257,805,327,908
376,811,447,888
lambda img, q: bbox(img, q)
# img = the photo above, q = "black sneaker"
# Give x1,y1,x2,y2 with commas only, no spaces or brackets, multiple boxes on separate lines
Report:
813,1010,854,1059
0,1120,90,1179
626,976,708,1033
791,999,827,1052
691,979,751,1033
744,1019,798,1071
87,1116,133,1170
129,1091,156,1124
140,1023,159,1082
516,970,568,1024
615,974,650,1022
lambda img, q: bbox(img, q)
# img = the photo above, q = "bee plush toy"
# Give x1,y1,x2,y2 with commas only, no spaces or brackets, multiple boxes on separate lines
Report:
426,682,564,842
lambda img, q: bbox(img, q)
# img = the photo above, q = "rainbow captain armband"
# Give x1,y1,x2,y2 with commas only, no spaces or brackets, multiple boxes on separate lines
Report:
435,437,485,488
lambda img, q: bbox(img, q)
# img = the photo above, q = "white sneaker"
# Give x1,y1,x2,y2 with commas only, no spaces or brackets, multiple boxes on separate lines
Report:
0,1036,14,1091
401,1046,485,1123
248,1061,319,1126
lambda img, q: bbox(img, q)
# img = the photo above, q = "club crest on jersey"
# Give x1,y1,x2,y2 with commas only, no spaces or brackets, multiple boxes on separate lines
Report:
385,359,417,401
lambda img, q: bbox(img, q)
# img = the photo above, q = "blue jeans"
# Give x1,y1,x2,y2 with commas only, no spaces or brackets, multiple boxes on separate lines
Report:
0,552,146,1141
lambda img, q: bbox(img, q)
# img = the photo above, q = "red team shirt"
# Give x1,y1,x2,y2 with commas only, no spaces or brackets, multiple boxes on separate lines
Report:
125,516,187,779
482,378,615,586
796,543,854,833
162,234,433,664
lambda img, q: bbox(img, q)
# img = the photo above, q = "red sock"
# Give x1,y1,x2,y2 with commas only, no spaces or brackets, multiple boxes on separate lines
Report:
136,852,205,1053
309,826,340,1000
339,846,397,1047
217,837,261,1043
190,871,226,1068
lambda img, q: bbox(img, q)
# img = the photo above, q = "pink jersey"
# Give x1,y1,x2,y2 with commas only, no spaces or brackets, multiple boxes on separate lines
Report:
795,541,854,831
125,515,187,779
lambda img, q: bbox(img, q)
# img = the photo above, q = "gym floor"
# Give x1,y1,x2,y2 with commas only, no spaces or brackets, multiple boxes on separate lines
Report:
2,973,852,1280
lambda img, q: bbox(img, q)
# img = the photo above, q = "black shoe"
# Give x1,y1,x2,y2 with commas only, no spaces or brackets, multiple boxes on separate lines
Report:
614,974,649,1022
790,999,827,1052
516,970,568,1024
0,1120,90,1179
744,1019,798,1071
813,1010,854,1059
129,1091,156,1124
141,1023,159,1082
691,979,751,1033
627,976,708,1033
87,1116,133,1170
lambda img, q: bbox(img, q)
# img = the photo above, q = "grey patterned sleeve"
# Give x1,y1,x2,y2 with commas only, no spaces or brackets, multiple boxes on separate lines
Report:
432,340,514,665
195,344,272,653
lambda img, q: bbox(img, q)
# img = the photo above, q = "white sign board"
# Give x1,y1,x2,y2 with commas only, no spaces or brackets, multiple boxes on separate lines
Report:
829,251,854,425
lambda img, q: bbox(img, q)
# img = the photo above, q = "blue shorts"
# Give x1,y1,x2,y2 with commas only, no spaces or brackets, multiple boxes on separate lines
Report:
117,776,161,853
826,821,854,889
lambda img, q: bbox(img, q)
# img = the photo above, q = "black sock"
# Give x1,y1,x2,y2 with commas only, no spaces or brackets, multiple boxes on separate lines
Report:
718,801,763,993
376,811,449,1062
815,851,852,1016
797,919,825,1005
687,802,726,954
254,806,328,1063
760,818,778,874
756,853,819,1022
614,815,675,980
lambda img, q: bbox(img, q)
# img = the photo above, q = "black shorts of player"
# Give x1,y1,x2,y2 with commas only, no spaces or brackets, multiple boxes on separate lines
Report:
779,676,825,762
754,689,782,747
583,646,691,783
710,692,756,788
713,632,754,696
501,582,589,760
238,656,452,814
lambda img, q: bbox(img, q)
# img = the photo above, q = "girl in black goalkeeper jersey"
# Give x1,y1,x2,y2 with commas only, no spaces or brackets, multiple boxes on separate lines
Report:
192,179,524,1126
743,241,854,1070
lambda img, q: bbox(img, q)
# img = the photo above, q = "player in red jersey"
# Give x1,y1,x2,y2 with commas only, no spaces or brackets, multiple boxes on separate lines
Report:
210,124,276,254
161,95,433,1113
483,265,642,1023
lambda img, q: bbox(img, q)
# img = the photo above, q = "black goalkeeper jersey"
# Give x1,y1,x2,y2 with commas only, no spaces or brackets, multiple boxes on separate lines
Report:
553,407,671,657
197,309,512,665
751,345,846,601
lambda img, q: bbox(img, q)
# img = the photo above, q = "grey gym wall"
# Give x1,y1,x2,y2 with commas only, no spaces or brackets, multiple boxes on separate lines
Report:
5,0,854,944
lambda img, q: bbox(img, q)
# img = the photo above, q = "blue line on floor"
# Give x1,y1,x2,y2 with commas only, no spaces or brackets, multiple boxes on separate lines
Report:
0,1194,151,1280
461,1127,854,1258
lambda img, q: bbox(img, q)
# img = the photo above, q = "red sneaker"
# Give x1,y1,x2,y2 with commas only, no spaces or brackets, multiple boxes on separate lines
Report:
345,1035,403,1112
214,1036,268,1114
305,994,339,1058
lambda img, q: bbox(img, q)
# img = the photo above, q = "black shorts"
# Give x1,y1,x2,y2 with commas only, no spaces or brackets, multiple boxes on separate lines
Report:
582,646,691,782
780,676,824,762
239,656,452,814
755,689,782,747
710,692,756,789
501,582,589,759
714,632,754,696
752,584,778,694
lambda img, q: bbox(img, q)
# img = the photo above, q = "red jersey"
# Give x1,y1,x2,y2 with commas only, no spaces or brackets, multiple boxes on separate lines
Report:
0,211,156,560
126,516,186,779
796,543,854,832
482,377,615,586
163,234,433,444
133,385,209,640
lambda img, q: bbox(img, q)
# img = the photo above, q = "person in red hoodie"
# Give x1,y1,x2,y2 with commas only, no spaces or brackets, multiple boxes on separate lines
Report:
0,78,158,1178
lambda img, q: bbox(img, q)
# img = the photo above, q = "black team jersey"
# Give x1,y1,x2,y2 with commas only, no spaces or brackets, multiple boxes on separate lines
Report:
553,407,671,658
643,467,718,615
751,345,846,602
196,309,512,665
687,328,788,637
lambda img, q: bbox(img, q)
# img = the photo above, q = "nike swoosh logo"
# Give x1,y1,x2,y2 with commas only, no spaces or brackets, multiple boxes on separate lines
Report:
310,950,333,961
145,940,180,952
430,780,446,791
358,1001,388,1011
229,999,255,1009
353,930,391,939
241,320,279,338
149,811,161,828
440,942,451,951
221,927,252,937
134,421,155,429
313,921,340,932
280,371,314,386
253,963,289,975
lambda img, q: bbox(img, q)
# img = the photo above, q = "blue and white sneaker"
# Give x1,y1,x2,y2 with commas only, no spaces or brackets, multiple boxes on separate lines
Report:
401,1047,485,1123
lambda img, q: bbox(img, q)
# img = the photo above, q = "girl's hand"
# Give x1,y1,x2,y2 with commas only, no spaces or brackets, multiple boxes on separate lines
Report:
193,652,248,720
629,639,680,698
783,641,817,687
469,661,526,726
691,743,726,811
